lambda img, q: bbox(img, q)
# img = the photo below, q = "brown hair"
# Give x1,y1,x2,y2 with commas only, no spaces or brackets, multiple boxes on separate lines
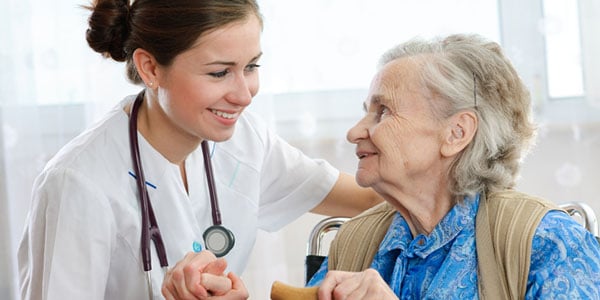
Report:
84,0,262,84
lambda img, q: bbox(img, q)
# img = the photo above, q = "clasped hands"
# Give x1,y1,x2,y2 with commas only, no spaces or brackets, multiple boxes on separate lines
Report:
162,251,398,300
161,251,248,300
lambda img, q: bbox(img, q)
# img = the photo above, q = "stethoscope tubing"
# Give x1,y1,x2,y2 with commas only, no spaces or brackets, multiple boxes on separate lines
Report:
201,140,223,225
129,91,169,272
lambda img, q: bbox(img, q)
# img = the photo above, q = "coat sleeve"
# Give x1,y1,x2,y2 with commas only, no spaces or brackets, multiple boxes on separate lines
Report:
18,167,116,300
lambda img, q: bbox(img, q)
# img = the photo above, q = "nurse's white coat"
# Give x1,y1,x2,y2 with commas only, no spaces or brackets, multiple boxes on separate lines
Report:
18,95,338,300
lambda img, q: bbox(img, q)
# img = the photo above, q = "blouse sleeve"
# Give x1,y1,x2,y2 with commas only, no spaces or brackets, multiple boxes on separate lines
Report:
525,210,600,299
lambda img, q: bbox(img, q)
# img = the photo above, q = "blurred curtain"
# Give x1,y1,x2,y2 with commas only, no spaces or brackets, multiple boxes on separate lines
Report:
0,112,13,299
0,1,137,299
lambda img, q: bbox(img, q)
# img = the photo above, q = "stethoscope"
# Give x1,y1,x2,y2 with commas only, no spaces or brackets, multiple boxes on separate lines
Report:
128,90,235,297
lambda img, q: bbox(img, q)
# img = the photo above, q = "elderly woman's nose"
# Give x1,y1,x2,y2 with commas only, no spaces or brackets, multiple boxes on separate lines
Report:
347,118,368,144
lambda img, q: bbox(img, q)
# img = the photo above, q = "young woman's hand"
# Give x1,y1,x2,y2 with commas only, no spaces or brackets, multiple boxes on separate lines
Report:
162,251,247,299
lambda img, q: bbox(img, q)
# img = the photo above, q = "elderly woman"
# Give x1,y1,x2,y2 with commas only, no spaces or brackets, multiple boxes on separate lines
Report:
307,34,600,299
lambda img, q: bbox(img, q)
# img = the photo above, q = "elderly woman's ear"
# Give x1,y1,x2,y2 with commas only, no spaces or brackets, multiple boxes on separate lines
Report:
440,110,477,157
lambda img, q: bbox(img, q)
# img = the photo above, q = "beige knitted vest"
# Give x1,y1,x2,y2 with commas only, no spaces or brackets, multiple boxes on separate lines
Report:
327,190,562,299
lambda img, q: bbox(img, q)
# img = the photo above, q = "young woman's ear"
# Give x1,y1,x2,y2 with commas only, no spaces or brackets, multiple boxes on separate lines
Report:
132,48,160,89
440,110,478,157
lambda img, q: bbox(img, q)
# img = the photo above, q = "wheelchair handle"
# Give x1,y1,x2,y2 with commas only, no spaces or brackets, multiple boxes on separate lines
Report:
271,281,318,300
561,202,599,236
307,217,349,256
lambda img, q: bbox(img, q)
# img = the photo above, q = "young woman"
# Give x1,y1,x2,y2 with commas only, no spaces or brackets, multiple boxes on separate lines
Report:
17,1,380,299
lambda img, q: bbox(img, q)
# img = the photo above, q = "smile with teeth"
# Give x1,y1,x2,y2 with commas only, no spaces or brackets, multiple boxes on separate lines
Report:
211,109,237,119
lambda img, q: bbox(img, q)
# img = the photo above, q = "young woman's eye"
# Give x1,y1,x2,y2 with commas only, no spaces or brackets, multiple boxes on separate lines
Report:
208,70,229,78
245,63,261,72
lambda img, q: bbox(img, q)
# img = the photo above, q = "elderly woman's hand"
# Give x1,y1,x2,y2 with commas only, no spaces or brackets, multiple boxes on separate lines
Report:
161,251,248,300
317,269,398,300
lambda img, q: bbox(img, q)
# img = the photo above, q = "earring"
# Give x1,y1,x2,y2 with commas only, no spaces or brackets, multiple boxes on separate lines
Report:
147,82,154,87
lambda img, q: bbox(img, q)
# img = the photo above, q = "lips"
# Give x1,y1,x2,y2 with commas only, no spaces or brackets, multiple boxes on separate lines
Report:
356,149,377,159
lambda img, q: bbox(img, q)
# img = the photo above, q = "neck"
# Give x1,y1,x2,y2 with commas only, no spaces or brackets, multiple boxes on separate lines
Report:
135,97,200,165
405,160,456,236
383,170,454,236
394,193,453,236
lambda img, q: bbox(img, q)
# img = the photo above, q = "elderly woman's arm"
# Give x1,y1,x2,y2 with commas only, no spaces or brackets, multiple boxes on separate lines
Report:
525,211,600,298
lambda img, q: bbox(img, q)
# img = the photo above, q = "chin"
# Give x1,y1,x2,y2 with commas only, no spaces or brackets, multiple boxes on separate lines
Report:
209,136,231,143
355,172,374,188
206,129,236,142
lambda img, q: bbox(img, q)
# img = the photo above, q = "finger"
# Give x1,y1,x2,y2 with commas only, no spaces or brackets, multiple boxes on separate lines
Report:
336,277,366,300
331,271,362,298
200,273,233,296
182,251,218,298
162,268,174,298
167,252,214,299
165,265,192,300
317,271,356,300
210,272,249,300
337,269,394,300
161,279,177,300
173,263,207,299
202,258,228,275
228,272,248,295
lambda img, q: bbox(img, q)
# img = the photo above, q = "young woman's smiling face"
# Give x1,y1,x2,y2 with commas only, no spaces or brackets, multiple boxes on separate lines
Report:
155,14,262,143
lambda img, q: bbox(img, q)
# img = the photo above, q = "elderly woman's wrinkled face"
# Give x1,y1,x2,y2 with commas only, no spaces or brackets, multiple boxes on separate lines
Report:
347,58,446,194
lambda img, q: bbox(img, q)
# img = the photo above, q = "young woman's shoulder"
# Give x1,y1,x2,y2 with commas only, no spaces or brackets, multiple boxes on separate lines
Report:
40,99,130,188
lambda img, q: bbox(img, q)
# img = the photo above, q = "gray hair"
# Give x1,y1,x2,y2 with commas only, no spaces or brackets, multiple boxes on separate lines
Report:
378,34,536,200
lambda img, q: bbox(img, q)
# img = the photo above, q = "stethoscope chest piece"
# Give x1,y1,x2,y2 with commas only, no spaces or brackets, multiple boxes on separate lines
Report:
203,225,235,257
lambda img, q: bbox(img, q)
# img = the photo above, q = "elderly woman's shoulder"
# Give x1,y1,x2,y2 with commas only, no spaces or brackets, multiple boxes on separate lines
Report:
528,209,600,293
486,190,559,210
535,210,596,242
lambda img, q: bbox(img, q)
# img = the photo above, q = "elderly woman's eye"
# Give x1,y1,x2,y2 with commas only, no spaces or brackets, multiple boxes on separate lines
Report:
377,106,390,119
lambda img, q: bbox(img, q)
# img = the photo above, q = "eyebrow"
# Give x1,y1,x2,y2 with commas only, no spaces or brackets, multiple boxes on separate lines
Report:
204,52,263,67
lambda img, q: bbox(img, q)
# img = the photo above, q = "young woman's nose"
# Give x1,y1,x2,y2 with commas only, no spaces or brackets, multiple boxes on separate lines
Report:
226,73,256,106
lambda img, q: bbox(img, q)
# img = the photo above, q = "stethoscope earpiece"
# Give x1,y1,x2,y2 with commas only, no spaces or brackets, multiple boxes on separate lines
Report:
203,225,235,257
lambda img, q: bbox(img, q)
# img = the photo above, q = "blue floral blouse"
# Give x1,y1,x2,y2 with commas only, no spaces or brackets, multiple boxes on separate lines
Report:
307,195,600,299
